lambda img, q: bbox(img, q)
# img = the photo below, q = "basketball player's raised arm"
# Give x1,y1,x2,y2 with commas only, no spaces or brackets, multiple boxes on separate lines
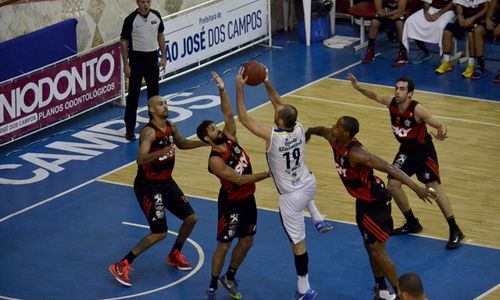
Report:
212,71,236,138
235,67,272,144
171,122,207,149
263,76,284,109
347,73,392,106
349,145,436,203
209,156,270,185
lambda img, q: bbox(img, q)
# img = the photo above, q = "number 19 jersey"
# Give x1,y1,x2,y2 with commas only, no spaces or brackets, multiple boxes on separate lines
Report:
266,122,314,195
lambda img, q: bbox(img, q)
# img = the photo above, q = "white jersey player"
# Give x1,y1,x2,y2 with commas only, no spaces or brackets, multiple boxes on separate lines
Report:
235,67,331,300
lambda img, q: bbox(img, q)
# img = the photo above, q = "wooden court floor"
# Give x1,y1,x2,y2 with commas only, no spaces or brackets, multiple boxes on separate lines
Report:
101,78,500,250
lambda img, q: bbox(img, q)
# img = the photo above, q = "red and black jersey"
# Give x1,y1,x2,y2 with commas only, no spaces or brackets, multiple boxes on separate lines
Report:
389,98,431,148
209,139,256,201
137,121,176,181
331,138,387,202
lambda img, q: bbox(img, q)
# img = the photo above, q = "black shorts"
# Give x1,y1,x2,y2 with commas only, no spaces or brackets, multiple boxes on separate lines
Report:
389,143,441,184
356,196,393,244
444,22,476,39
134,176,195,233
216,194,257,243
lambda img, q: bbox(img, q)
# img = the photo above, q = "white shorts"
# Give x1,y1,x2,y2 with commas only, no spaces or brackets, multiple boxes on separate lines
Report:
278,175,317,244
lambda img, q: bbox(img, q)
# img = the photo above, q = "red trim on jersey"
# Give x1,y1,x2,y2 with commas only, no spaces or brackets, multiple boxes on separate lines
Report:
142,196,152,218
362,214,390,242
217,216,228,236
426,158,440,178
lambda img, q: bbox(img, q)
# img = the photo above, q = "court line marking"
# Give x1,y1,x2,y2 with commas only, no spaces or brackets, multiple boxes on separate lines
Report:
95,179,500,251
287,93,500,128
325,77,500,104
474,283,500,300
99,223,205,300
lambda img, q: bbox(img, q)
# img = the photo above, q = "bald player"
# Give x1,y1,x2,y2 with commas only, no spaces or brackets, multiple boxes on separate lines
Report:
109,95,206,287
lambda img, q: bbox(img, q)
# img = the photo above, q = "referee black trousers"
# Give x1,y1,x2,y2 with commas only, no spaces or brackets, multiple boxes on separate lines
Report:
125,51,159,134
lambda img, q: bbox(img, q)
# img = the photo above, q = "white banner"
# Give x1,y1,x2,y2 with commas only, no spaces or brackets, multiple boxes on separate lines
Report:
162,0,269,74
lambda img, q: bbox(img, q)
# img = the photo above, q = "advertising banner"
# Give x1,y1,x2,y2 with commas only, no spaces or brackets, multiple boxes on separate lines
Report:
0,42,121,145
161,0,269,75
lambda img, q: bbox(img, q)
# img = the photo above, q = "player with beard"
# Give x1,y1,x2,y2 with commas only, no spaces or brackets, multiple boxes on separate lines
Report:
347,73,464,250
109,95,206,287
197,72,271,300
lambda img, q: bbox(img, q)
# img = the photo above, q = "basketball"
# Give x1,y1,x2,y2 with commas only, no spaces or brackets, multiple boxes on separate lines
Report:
242,60,267,86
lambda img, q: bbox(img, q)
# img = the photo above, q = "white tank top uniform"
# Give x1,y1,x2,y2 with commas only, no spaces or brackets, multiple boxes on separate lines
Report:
266,122,317,244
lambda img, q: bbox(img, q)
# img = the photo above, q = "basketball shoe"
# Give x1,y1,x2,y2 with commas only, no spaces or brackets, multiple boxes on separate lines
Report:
462,63,475,78
392,219,423,235
315,220,333,233
108,260,133,287
362,48,375,64
471,66,486,80
435,60,452,74
373,288,397,300
219,275,242,299
446,229,465,250
392,51,408,67
205,288,217,300
166,249,192,271
295,289,318,300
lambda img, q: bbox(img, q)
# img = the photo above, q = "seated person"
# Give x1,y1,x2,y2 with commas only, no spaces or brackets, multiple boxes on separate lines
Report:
475,0,500,80
402,0,456,64
362,0,412,66
435,0,490,78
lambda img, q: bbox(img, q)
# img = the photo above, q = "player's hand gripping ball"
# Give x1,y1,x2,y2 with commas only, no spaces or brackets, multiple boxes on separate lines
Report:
242,60,267,86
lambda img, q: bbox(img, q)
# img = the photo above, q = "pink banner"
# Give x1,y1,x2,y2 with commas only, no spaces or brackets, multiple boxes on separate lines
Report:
0,42,121,145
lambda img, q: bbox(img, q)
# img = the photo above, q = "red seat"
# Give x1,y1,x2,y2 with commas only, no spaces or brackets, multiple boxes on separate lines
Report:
347,1,375,19
348,1,376,51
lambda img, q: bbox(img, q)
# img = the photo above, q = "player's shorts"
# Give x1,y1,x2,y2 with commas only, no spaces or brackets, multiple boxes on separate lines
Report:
134,176,195,234
389,142,441,184
356,194,393,244
216,194,257,243
278,175,317,245
444,22,478,39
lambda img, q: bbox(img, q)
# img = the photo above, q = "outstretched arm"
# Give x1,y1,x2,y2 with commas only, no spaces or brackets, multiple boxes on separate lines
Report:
209,156,270,185
414,104,448,141
347,73,392,107
172,121,207,149
349,146,436,203
212,71,236,139
235,67,272,146
305,126,335,144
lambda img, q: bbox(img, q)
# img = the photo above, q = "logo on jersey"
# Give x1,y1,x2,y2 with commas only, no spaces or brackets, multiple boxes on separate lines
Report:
394,154,407,169
392,125,412,137
335,162,347,177
234,152,249,175
153,193,165,219
228,213,239,238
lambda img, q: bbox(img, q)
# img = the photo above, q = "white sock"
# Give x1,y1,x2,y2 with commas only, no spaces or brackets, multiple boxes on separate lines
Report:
468,57,475,65
307,200,323,223
442,54,450,62
297,274,310,294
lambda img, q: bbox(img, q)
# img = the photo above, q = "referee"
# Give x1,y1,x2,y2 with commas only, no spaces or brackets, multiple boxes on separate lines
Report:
120,0,167,141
